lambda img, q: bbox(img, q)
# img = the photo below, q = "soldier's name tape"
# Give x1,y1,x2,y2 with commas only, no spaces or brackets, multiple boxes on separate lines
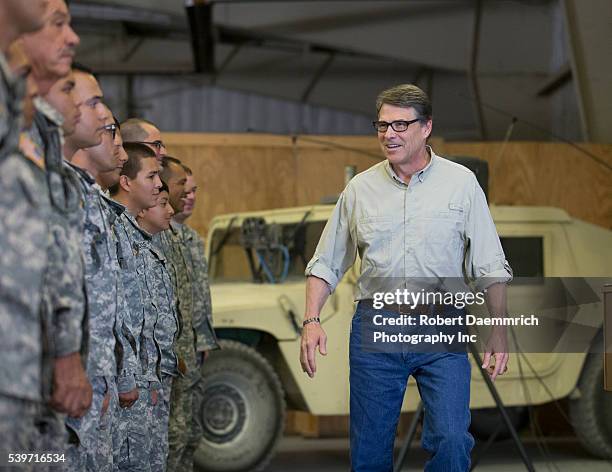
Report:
0,452,66,466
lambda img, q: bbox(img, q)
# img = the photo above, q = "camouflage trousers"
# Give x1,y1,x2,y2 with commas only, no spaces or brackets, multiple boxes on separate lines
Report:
66,375,117,472
35,405,68,472
166,373,203,472
114,385,154,471
0,394,40,472
150,375,174,472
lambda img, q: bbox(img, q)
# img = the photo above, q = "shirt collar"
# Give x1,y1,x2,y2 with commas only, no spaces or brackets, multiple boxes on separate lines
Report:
169,220,181,235
68,162,96,185
123,210,153,240
0,52,18,90
383,145,437,185
34,97,64,127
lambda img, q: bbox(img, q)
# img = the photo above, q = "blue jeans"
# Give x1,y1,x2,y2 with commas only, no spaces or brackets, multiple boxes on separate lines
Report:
349,302,474,472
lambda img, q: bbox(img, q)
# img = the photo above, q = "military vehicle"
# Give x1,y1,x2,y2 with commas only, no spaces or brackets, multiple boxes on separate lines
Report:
194,161,612,472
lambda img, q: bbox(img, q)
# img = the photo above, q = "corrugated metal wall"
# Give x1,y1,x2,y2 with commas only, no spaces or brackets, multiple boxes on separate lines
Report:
99,75,374,135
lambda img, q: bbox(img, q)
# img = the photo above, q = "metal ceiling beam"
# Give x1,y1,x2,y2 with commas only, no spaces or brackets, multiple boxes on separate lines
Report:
535,63,572,97
468,0,487,140
562,0,612,142
70,2,182,26
301,52,335,103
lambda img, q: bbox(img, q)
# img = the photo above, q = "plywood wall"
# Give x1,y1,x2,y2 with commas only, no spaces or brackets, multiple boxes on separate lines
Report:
164,133,612,239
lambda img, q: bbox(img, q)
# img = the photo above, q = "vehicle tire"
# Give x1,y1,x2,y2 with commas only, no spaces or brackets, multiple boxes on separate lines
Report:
569,335,612,459
469,406,528,441
193,339,286,471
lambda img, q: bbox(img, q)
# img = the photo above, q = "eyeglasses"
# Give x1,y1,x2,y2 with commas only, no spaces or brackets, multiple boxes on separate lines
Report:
372,118,421,133
103,123,117,140
128,140,165,151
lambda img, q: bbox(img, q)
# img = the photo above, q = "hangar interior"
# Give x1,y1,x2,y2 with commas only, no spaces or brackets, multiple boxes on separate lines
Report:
65,1,612,471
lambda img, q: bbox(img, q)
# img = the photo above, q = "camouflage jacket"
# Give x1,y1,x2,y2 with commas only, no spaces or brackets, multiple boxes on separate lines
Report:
113,211,161,390
156,223,200,385
0,53,22,162
70,165,138,386
31,99,87,367
148,237,180,376
179,224,219,351
0,54,50,401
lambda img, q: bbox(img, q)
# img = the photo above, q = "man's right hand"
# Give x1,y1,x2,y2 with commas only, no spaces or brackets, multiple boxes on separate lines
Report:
300,322,327,378
118,388,139,408
50,352,92,418
101,392,110,417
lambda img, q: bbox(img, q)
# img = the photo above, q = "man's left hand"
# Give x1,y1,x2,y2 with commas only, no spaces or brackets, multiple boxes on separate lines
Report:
50,352,93,418
482,326,509,381
118,388,139,408
197,350,209,367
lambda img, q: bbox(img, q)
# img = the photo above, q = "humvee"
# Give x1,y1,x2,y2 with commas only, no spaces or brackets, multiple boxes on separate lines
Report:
194,171,612,472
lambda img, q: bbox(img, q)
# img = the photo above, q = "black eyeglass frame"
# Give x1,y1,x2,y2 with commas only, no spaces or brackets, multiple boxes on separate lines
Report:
103,123,118,140
372,118,421,133
126,140,165,150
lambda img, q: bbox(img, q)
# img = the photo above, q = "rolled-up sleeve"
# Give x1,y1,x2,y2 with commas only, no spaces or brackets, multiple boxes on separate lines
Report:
305,188,357,292
464,175,513,291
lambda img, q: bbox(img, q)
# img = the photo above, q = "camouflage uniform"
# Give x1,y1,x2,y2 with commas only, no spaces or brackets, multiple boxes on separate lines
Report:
28,98,87,467
66,165,137,472
178,224,219,464
148,237,180,472
180,224,219,353
112,211,161,471
158,222,216,472
0,52,49,471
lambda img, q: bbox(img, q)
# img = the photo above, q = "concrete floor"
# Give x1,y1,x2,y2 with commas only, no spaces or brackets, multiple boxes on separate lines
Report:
265,436,612,471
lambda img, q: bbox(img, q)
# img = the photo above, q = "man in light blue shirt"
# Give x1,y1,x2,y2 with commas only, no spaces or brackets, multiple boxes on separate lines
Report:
301,84,512,472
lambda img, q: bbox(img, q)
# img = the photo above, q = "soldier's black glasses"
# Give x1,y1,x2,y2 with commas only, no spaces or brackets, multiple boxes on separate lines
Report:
103,123,117,140
372,118,420,133
127,140,165,151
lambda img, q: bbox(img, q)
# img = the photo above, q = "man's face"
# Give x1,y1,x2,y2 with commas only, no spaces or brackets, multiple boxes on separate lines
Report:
21,0,79,84
70,71,106,149
44,71,80,136
87,115,116,175
6,0,49,34
127,158,162,212
6,41,38,129
181,174,197,218
112,128,128,180
140,123,166,162
377,104,432,167
166,163,187,213
140,191,174,234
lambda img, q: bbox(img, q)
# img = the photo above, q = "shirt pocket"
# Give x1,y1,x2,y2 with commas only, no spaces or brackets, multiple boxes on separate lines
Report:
356,216,392,271
417,206,465,269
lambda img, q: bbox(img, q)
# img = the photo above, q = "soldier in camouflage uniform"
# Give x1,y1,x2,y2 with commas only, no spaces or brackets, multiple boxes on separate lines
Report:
158,156,215,472
120,118,168,163
26,72,91,471
21,7,101,468
172,165,220,463
109,143,164,471
138,182,180,472
65,69,140,471
0,19,50,469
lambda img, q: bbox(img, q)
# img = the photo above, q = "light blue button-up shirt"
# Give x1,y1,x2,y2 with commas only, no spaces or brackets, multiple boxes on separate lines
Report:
305,147,512,299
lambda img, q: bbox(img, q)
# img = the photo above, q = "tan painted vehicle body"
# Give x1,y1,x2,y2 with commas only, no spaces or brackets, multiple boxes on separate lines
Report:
196,202,611,471
205,204,612,416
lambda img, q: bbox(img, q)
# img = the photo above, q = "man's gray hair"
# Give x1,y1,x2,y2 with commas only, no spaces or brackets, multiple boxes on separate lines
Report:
376,84,432,121
120,118,158,142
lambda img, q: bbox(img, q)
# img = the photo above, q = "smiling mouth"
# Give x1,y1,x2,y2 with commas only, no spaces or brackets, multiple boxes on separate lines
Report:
385,144,402,149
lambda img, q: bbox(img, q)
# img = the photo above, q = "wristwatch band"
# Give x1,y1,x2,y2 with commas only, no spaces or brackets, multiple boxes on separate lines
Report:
302,317,321,327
